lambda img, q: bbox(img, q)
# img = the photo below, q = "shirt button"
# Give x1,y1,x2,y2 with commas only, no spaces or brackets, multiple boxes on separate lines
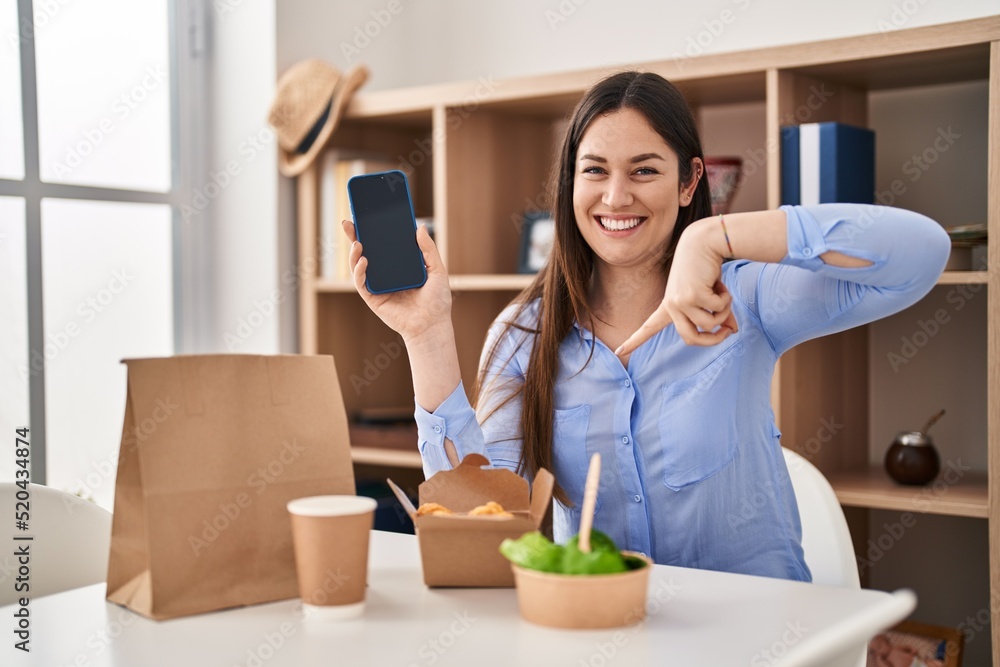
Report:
633,495,642,503
624,378,631,387
802,247,813,257
433,425,442,434
622,436,629,444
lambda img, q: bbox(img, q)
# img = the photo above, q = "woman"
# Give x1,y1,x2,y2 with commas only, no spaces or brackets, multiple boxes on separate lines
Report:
342,71,949,581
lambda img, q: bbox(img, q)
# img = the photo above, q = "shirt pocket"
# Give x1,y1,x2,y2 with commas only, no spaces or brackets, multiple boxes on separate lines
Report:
550,404,602,514
658,341,742,491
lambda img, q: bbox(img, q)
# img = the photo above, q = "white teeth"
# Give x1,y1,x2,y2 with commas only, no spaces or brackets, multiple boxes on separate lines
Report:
599,217,642,231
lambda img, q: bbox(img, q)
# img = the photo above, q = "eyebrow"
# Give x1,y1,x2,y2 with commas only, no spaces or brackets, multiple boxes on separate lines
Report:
579,153,666,163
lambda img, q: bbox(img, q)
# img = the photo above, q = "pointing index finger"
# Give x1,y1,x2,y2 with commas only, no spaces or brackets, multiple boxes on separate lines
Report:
614,308,673,359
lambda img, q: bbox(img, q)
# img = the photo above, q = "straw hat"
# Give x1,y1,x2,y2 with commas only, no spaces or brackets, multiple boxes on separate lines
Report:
268,59,370,177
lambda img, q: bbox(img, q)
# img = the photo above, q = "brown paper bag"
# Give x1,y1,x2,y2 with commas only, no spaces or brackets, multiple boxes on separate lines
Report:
106,354,356,619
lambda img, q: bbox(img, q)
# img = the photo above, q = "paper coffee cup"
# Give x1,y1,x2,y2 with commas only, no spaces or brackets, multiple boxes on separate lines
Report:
287,495,377,619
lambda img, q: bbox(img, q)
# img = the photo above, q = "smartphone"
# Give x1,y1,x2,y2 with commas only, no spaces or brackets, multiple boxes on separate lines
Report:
347,170,427,294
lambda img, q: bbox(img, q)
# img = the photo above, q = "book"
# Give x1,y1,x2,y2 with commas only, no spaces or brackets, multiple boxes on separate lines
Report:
318,150,339,280
780,122,875,206
317,151,398,281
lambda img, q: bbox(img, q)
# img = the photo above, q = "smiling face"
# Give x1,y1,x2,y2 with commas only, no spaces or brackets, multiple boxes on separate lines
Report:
573,107,701,272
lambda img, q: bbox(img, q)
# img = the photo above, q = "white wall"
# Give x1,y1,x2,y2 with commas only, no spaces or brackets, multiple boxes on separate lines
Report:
205,0,280,354
276,0,1000,90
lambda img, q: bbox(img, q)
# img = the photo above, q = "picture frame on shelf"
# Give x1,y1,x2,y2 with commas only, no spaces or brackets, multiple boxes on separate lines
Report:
517,211,556,274
867,620,964,667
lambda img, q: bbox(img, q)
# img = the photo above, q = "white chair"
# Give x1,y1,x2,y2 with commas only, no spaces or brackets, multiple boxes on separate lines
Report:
781,447,860,589
782,447,865,667
0,483,112,605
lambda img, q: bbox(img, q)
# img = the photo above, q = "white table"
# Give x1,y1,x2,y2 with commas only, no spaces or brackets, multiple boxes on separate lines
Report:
2,531,913,667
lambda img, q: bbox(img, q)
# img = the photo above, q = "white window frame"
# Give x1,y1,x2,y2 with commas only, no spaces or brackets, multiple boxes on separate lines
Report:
0,0,211,483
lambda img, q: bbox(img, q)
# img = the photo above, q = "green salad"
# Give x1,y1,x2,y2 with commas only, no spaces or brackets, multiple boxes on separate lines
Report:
499,530,647,575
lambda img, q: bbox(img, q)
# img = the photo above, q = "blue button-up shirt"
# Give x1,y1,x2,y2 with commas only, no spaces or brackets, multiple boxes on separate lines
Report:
414,204,950,581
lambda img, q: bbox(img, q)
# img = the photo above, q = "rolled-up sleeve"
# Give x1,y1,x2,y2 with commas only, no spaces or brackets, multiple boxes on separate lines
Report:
726,204,950,356
414,381,488,478
413,303,531,479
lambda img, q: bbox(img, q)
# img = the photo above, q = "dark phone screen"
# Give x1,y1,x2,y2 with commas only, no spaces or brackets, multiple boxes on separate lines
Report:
348,171,427,293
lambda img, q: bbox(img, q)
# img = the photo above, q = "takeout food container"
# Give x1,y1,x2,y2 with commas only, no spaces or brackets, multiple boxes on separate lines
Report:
388,453,554,587
511,551,653,629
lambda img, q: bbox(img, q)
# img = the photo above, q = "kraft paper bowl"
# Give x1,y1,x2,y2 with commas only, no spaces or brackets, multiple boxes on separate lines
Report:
511,552,652,629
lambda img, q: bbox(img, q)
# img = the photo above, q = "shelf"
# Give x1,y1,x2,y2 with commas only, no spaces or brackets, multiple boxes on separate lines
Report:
828,466,988,518
789,42,989,91
450,274,534,291
315,280,356,293
937,270,989,285
320,272,986,292
349,422,422,469
351,446,423,469
315,275,535,293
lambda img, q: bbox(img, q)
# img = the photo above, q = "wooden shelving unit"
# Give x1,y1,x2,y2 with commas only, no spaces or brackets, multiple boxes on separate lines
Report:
830,466,989,519
938,270,990,285
295,16,999,663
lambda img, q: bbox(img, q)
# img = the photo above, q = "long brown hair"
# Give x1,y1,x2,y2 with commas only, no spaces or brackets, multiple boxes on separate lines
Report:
473,71,713,503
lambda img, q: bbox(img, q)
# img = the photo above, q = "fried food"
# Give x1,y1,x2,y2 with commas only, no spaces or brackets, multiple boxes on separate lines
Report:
416,502,454,516
467,501,514,518
415,500,514,518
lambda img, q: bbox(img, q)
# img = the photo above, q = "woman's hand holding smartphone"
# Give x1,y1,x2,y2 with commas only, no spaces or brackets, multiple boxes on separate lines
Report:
345,169,463,415
345,170,452,342
341,219,453,345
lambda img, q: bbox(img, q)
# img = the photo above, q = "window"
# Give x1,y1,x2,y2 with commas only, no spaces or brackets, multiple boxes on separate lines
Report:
1,0,205,509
